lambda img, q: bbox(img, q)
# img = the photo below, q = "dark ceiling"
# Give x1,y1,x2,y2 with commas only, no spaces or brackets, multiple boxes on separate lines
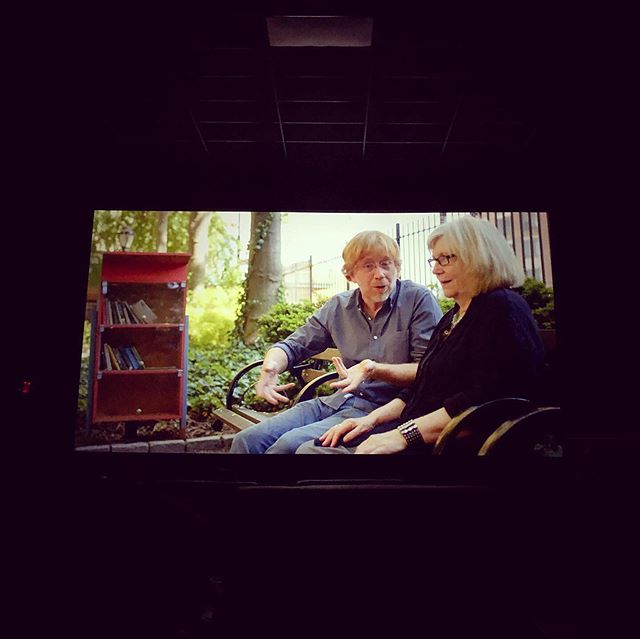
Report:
85,3,560,192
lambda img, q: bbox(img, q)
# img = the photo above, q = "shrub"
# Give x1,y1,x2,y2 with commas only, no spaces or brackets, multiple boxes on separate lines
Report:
257,299,322,344
187,340,264,420
515,277,555,329
426,283,456,315
438,297,456,314
76,321,92,418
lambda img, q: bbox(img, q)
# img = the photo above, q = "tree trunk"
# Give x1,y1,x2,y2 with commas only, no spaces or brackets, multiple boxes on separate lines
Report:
241,212,282,345
155,211,170,252
188,211,213,290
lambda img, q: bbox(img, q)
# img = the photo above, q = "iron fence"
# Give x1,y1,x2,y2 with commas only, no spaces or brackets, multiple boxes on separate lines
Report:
282,212,552,303
283,255,348,304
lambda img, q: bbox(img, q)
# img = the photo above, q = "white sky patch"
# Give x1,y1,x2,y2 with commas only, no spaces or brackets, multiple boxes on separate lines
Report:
217,211,438,267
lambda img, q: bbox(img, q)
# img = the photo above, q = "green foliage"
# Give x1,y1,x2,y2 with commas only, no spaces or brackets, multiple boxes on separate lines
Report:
88,210,241,290
186,286,241,347
76,321,92,416
76,320,94,418
257,299,321,344
203,214,243,288
426,283,456,315
186,340,265,420
186,337,335,419
514,277,555,329
438,297,456,314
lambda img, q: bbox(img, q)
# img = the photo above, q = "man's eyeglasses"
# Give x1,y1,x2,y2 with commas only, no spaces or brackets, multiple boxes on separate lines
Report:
358,259,395,272
427,254,456,267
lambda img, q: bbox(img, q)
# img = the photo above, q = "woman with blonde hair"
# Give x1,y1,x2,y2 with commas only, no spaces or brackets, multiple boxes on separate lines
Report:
299,215,544,454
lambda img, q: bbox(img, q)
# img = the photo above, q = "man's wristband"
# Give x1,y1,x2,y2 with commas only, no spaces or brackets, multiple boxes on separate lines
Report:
397,420,423,447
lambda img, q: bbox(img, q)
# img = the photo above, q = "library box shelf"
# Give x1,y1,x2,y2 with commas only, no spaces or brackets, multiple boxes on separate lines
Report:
87,251,191,428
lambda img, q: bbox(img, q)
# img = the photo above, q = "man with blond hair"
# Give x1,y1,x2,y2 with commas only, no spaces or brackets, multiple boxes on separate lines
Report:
229,230,442,453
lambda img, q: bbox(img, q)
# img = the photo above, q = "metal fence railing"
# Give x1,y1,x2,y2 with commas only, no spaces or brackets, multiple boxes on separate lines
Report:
282,212,552,303
282,255,348,304
392,212,553,289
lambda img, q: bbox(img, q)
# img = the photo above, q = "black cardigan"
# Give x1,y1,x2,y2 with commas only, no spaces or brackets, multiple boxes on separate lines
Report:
398,287,544,421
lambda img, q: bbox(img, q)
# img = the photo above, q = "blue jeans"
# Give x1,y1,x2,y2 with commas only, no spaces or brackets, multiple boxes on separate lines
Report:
228,396,381,454
295,418,404,454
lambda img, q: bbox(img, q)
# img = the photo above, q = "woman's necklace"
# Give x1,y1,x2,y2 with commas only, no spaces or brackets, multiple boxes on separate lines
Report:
443,310,465,337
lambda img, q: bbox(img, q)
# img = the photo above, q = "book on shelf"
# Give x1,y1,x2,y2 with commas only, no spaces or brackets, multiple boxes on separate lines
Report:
112,300,123,324
130,345,145,369
112,345,129,370
130,299,158,324
126,302,144,324
119,301,130,324
105,343,119,370
123,301,140,324
101,343,112,371
121,346,138,370
102,343,148,371
111,344,123,370
119,300,131,324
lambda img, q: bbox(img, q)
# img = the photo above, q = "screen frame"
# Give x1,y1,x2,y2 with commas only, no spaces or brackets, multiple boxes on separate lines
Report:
28,161,570,486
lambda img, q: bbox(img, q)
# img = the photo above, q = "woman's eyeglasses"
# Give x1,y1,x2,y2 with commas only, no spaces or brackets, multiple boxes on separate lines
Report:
427,254,456,267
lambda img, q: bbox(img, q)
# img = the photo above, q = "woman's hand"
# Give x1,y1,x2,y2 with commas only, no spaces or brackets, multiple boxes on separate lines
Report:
329,357,374,394
255,361,296,405
318,415,375,447
355,429,407,455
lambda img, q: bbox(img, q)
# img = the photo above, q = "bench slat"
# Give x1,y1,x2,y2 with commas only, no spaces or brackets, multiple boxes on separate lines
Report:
212,407,256,432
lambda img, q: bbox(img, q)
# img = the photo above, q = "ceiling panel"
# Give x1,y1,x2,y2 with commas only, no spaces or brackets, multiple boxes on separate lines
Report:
89,7,550,171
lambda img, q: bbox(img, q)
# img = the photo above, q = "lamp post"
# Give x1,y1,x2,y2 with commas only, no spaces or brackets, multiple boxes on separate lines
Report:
118,225,135,251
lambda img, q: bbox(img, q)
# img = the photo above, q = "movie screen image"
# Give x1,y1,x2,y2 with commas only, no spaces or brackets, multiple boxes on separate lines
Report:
75,210,554,453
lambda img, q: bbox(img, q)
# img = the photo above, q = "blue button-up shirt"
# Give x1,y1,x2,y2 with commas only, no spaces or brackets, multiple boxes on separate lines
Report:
273,279,442,409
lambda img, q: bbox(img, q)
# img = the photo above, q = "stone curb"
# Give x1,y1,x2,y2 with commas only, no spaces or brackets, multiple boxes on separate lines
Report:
149,440,187,453
75,444,111,453
76,433,235,454
186,434,235,453
111,442,150,453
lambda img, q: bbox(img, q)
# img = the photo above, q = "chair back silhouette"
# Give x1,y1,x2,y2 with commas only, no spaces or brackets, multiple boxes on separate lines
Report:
432,397,533,457
478,407,563,458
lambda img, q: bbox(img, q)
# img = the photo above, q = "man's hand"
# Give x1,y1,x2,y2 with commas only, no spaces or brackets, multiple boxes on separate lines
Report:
354,429,407,455
318,415,375,447
255,360,296,405
329,357,374,394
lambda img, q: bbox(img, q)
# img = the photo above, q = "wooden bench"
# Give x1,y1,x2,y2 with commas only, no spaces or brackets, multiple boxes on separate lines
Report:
212,348,340,432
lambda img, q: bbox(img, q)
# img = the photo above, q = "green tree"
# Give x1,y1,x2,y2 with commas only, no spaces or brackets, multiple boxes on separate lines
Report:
155,211,170,252
188,211,214,290
88,210,241,290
